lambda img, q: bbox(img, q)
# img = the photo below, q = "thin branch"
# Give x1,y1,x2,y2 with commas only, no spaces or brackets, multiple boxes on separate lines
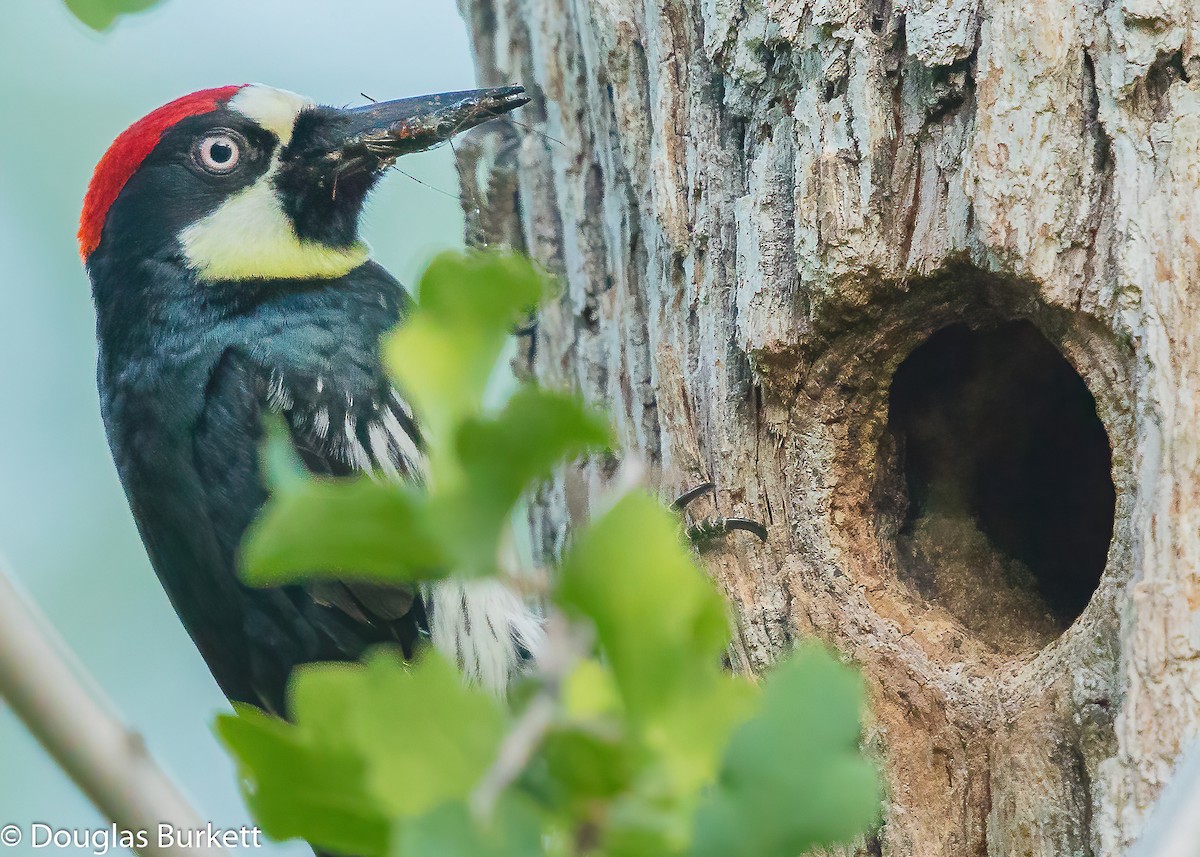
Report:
0,556,223,856
470,610,588,821
471,464,645,821
470,690,557,821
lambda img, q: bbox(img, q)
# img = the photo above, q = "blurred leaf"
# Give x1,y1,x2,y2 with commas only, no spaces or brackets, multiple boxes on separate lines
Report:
216,703,389,857
227,250,882,857
64,0,161,30
541,728,633,804
384,251,550,458
219,652,508,854
241,476,444,585
395,797,544,857
688,644,881,857
558,494,756,797
259,412,308,495
604,796,689,857
518,662,629,823
243,388,605,585
348,651,507,818
445,387,610,575
562,658,622,722
559,493,731,719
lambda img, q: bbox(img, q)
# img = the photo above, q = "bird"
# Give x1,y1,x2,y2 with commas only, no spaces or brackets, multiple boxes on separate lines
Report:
80,83,543,717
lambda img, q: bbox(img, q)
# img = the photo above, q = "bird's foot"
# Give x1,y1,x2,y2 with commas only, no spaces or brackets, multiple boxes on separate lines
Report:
671,481,768,551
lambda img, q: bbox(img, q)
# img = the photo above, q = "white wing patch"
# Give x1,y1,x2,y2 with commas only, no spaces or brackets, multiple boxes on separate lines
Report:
312,406,330,440
342,413,374,472
382,392,422,475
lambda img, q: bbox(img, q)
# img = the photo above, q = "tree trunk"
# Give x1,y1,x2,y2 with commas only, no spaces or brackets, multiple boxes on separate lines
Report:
454,1,1200,854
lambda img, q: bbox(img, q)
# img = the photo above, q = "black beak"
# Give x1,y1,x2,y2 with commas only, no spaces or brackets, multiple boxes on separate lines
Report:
335,85,529,161
277,86,529,247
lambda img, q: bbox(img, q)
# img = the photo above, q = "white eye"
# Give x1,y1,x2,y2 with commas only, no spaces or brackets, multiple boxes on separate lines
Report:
194,132,243,174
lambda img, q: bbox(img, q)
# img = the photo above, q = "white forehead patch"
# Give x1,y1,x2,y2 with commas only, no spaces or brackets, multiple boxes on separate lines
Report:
229,84,313,146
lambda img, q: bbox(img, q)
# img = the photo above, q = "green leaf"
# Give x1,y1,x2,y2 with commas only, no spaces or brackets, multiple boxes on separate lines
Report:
444,388,610,575
384,251,550,457
346,651,507,817
558,493,757,797
64,0,161,30
215,704,389,857
562,658,622,721
218,652,509,854
541,728,634,804
224,248,883,857
394,796,544,857
559,493,731,718
240,476,444,586
259,412,308,495
604,799,689,857
688,644,881,857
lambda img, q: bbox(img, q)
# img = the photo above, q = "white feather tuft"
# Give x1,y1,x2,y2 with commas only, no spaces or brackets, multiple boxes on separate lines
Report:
428,578,545,693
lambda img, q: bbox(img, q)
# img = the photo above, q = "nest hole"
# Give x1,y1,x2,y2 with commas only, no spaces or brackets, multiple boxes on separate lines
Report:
886,321,1115,651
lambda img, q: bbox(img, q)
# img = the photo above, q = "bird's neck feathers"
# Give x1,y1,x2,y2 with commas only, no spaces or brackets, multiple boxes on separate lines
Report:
91,256,404,379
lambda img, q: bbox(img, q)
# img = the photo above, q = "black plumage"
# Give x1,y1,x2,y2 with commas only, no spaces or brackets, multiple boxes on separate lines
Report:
95,260,424,714
84,85,534,715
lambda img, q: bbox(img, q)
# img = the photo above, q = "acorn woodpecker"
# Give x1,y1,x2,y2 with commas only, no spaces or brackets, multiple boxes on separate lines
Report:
81,84,542,715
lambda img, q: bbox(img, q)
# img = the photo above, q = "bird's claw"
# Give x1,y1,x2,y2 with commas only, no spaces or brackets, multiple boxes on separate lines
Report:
671,481,715,512
686,516,770,549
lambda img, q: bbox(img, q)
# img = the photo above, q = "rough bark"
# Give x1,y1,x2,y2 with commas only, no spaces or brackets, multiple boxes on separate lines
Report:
454,0,1200,854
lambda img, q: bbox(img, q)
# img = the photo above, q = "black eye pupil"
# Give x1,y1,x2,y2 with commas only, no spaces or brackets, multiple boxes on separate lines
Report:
210,142,233,163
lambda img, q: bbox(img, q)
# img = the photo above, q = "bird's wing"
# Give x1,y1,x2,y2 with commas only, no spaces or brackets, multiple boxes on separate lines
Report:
193,347,427,713
264,353,546,690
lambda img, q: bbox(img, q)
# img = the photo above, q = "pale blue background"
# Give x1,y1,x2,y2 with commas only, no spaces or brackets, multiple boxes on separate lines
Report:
0,1,474,851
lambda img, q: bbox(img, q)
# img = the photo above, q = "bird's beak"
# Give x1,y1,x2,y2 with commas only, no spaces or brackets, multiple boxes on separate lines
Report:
331,85,530,162
275,86,529,247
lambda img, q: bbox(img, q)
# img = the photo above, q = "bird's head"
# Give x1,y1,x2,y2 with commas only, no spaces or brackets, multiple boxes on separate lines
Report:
79,83,527,282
